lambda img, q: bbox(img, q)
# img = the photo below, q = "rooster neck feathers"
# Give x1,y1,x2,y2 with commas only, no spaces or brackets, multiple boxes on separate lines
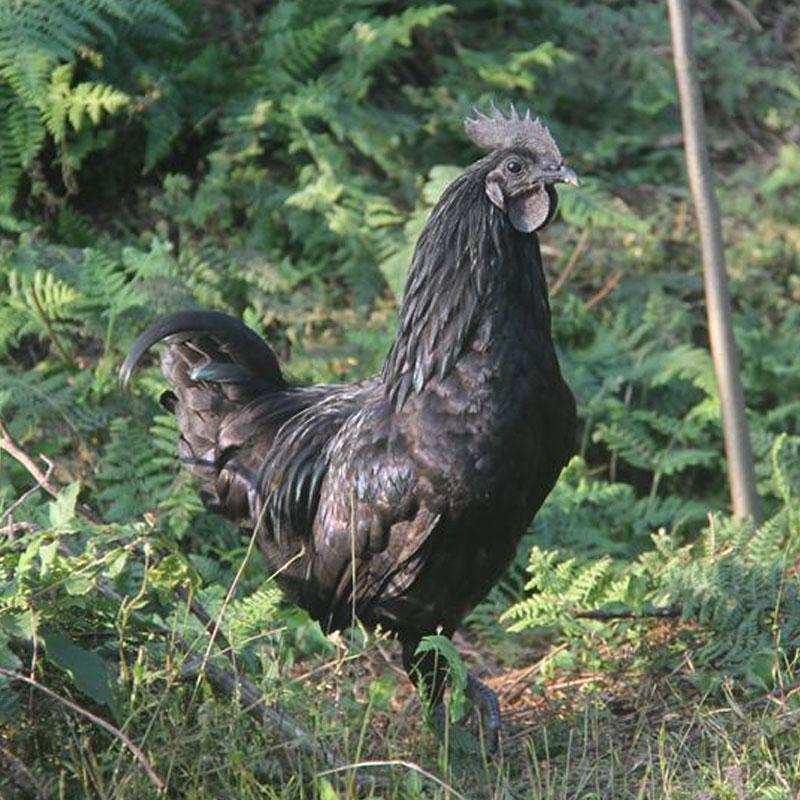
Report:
381,158,554,410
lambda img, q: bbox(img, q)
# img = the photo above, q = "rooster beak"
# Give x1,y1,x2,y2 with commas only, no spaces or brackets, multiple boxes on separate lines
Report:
555,165,579,187
536,164,579,187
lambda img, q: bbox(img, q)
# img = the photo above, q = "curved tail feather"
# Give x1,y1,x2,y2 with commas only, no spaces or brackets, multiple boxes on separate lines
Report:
120,310,285,389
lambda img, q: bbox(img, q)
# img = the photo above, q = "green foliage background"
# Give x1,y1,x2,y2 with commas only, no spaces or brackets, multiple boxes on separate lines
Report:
0,0,799,796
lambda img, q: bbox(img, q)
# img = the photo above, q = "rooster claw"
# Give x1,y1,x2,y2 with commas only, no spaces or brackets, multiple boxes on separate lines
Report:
465,673,501,753
430,672,501,754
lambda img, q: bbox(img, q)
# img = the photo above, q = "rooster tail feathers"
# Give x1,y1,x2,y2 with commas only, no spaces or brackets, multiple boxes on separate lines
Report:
120,310,285,389
120,310,288,523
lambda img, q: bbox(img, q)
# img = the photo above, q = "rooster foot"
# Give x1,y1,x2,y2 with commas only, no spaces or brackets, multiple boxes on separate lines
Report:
465,673,500,753
430,673,500,754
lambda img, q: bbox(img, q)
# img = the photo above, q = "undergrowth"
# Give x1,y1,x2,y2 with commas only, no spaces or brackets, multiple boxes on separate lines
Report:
1,0,800,797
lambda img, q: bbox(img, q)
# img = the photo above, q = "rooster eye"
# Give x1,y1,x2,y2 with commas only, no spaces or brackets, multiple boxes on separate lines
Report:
505,159,522,174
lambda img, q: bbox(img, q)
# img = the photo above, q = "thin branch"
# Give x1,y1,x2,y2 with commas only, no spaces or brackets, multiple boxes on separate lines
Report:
0,416,103,525
0,417,226,653
723,0,762,31
551,228,590,296
497,644,569,703
0,520,41,537
756,679,800,708
0,667,164,791
584,269,623,311
575,606,680,621
0,459,54,525
0,418,60,495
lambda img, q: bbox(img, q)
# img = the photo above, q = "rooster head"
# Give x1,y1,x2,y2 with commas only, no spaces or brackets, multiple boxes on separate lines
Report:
465,104,578,233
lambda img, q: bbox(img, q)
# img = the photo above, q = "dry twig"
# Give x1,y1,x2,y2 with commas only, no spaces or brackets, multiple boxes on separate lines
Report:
0,458,53,526
551,228,590,296
0,520,41,537
584,270,623,310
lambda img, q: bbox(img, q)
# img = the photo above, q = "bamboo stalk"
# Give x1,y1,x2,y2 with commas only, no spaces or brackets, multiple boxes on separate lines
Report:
666,0,761,521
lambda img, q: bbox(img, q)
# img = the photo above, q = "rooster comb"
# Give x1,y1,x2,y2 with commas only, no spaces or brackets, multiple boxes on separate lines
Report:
464,103,562,160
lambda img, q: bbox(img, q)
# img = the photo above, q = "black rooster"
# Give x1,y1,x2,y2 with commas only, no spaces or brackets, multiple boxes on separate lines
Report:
121,106,578,749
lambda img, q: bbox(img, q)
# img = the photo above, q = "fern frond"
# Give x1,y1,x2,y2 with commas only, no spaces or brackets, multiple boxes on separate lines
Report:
0,365,105,437
558,178,647,232
96,416,176,521
501,547,616,632
0,0,183,211
6,267,81,345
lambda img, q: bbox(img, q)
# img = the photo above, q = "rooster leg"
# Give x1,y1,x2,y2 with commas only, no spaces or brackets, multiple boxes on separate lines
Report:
402,638,501,753
424,674,501,754
465,673,501,753
402,638,448,707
